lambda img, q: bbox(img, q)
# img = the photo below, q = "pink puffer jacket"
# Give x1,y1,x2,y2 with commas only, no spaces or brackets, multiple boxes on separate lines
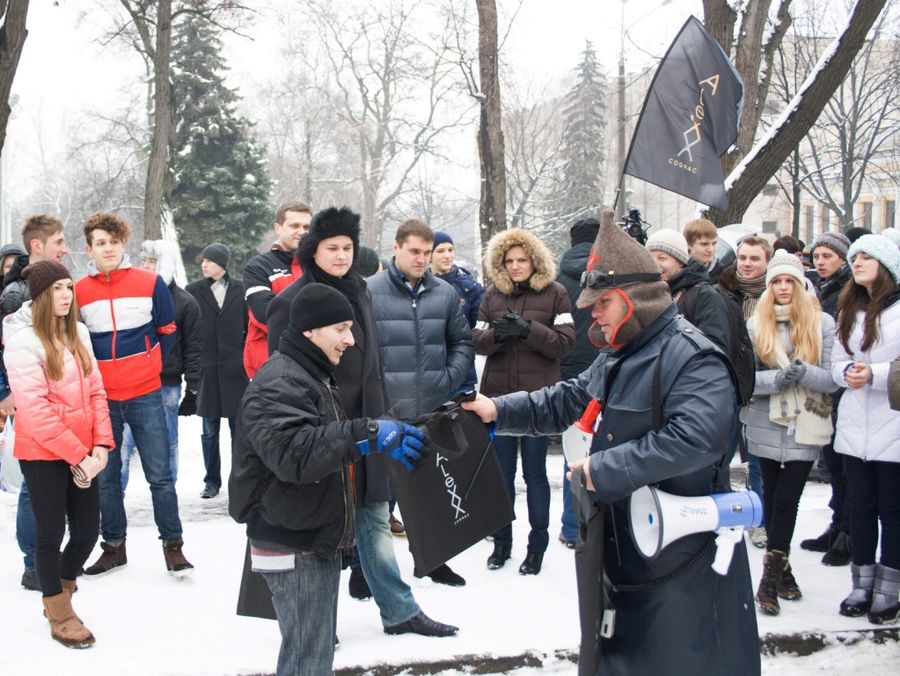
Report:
3,303,113,465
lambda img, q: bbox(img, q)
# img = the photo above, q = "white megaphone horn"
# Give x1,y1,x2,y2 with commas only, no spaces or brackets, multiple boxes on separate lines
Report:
562,399,602,465
629,485,762,576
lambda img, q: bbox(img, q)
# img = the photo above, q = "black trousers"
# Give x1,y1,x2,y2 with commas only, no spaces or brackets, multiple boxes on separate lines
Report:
19,459,100,596
821,403,849,532
843,455,900,569
758,457,813,553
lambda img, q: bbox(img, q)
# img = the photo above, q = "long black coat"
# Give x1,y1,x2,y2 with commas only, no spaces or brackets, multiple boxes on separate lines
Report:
186,274,249,419
495,306,760,676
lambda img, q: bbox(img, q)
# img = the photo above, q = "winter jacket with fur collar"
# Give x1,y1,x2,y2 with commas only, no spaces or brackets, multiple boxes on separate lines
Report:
3,303,113,465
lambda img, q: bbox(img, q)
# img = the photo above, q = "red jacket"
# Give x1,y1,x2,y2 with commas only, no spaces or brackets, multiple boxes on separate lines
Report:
3,306,114,465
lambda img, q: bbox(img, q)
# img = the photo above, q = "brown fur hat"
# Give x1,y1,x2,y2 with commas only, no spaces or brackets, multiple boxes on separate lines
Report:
484,228,556,295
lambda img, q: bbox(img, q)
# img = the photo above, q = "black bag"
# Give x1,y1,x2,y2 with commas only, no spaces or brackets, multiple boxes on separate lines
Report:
235,540,277,621
681,282,755,406
388,397,515,576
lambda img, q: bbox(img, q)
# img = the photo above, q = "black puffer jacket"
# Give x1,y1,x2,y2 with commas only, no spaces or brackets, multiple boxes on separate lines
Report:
557,242,597,380
494,306,759,676
668,258,732,355
229,337,367,559
816,264,852,319
368,262,474,418
161,282,202,392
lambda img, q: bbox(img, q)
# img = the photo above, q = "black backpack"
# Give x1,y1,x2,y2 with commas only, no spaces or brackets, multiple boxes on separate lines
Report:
680,283,755,407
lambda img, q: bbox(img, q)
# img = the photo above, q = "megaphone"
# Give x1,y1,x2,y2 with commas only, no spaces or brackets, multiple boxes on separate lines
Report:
630,485,762,576
562,400,602,465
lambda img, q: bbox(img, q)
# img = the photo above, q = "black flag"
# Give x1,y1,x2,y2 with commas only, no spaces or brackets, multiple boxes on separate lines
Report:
622,16,743,211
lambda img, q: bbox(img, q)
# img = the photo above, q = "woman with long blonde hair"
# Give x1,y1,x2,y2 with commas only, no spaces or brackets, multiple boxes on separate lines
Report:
3,261,113,649
742,250,837,616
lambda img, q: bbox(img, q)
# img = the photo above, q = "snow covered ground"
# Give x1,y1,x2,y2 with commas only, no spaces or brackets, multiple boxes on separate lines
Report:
1,415,895,675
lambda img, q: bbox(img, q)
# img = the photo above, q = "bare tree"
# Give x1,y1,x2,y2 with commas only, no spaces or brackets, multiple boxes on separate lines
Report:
0,0,29,154
702,0,890,225
770,2,900,230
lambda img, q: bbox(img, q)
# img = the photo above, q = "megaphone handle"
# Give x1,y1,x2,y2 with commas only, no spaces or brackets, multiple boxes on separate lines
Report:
712,527,742,576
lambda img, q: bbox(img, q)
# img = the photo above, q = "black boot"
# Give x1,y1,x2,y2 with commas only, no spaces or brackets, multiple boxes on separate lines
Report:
840,563,875,617
487,543,511,570
518,551,543,576
384,611,458,637
426,563,466,587
348,568,372,601
756,550,786,615
800,523,838,553
822,531,851,566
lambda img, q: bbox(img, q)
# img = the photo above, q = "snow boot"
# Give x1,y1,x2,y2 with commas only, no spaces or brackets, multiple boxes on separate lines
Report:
868,563,900,625
162,540,194,577
777,557,802,600
839,563,875,617
800,523,839,553
756,549,787,615
42,592,94,649
821,531,851,566
486,543,511,570
348,568,372,601
84,540,127,576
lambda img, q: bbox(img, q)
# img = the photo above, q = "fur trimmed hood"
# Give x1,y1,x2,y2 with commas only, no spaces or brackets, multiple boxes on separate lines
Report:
485,228,557,295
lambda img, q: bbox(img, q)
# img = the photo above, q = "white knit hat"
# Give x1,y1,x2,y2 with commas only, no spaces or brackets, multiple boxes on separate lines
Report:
645,229,689,265
766,249,806,287
881,227,900,247
848,234,900,283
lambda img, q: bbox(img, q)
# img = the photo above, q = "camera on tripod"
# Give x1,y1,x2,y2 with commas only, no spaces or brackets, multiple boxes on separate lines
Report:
620,208,649,245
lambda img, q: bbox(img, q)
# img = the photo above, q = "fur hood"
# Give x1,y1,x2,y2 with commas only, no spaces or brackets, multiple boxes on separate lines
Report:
485,228,557,295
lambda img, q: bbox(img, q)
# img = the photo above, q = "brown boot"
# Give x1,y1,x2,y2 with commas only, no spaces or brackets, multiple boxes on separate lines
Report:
163,540,194,577
777,557,802,600
60,579,80,621
41,593,95,649
84,541,127,576
757,549,787,615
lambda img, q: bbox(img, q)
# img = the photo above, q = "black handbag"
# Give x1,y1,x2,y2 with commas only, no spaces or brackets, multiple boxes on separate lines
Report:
388,396,515,576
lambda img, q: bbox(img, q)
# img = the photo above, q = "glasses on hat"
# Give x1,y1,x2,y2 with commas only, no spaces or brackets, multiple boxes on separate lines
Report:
580,270,661,289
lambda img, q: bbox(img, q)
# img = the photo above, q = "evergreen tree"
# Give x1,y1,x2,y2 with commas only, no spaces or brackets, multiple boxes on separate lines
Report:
551,41,608,235
170,4,272,277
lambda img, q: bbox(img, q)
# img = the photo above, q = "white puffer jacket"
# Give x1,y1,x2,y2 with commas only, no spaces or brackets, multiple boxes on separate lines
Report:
831,296,900,462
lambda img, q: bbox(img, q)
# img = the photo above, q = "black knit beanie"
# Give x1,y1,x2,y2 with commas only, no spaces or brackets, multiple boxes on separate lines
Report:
354,245,381,277
570,218,601,247
22,261,72,300
201,242,231,270
297,207,361,268
290,283,355,333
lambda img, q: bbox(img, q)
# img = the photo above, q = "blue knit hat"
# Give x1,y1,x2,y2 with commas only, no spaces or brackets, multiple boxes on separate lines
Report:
848,234,900,283
433,231,454,248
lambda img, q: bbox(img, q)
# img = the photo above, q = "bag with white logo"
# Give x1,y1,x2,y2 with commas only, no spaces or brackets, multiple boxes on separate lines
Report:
388,395,515,576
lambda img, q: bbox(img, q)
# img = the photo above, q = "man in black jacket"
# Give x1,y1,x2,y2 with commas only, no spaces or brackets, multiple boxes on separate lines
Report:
186,243,248,499
230,282,426,676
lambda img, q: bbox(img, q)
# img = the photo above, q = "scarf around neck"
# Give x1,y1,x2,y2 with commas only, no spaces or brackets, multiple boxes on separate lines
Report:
737,272,767,319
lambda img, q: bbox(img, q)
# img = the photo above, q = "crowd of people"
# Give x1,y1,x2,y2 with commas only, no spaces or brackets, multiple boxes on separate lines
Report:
0,205,898,675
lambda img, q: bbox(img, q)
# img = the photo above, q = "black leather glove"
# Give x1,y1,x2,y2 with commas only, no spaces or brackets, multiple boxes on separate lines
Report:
178,391,197,417
492,313,530,341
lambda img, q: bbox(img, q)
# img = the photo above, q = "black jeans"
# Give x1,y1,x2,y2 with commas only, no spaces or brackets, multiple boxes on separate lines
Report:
821,403,849,532
758,457,813,553
19,459,100,596
843,455,900,569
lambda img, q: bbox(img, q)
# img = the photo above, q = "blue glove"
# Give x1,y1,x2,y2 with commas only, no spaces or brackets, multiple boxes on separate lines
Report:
357,420,425,471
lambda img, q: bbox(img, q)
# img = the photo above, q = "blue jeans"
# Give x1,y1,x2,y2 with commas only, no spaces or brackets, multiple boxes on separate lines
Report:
560,458,579,543
355,501,419,626
201,416,235,489
493,435,551,553
262,552,341,676
102,389,183,542
16,477,36,570
121,384,181,491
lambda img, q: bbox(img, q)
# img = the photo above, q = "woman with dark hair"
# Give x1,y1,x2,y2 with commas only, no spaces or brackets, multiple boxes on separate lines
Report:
3,261,113,648
742,251,837,616
831,234,900,624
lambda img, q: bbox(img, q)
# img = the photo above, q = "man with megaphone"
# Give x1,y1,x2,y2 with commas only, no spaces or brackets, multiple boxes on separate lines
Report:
463,212,759,676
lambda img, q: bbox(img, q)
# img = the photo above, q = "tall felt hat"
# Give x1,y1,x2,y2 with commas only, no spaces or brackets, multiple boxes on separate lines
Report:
577,211,671,349
297,207,360,269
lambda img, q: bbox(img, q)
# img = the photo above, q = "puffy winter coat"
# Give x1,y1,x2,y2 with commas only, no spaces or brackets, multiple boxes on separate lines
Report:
3,304,114,465
229,338,366,559
668,258,732,355
435,264,484,329
368,263,474,418
494,305,759,676
742,312,838,463
557,242,597,380
474,228,574,397
830,292,900,463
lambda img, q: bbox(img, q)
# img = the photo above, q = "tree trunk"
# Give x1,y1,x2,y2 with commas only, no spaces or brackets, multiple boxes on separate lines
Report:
475,0,506,255
708,0,888,226
0,1,29,154
144,0,173,240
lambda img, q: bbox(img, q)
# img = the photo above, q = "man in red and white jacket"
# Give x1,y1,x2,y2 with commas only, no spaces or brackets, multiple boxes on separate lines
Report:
74,212,193,578
242,201,310,378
